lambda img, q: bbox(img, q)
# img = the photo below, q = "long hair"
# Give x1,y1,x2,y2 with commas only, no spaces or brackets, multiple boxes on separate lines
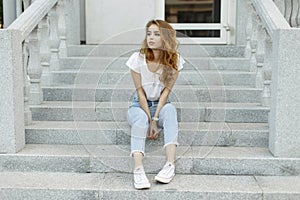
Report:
140,20,179,85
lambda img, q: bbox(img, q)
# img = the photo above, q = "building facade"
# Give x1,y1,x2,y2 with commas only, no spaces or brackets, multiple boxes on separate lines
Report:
0,0,300,197
3,0,242,44
1,0,300,158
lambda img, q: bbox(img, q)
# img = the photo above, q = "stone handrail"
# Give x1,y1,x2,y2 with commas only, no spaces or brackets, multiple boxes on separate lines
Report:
248,0,300,158
252,0,290,39
8,0,58,40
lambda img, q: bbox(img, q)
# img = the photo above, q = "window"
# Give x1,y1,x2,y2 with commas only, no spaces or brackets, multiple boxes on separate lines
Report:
165,0,221,38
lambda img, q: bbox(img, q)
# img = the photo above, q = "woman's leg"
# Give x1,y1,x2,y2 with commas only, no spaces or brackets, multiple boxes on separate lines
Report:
165,144,176,165
127,107,149,168
154,103,178,183
159,103,179,162
127,106,151,189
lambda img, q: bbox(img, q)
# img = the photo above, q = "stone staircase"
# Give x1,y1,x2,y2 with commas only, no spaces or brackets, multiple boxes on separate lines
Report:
1,44,300,199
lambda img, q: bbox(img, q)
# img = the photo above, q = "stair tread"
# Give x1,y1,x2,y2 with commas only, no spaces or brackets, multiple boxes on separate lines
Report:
2,144,299,176
43,84,261,89
26,121,268,131
66,44,246,58
8,144,277,159
51,69,255,74
30,101,269,109
25,121,269,147
61,56,250,60
1,171,299,196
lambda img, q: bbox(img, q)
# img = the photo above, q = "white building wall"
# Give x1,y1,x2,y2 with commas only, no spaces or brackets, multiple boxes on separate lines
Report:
85,0,156,44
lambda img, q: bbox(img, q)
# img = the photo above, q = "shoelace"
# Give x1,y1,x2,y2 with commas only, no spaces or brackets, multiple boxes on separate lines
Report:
160,163,174,176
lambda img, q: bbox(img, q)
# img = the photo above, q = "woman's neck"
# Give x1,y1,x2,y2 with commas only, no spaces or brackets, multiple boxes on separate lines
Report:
152,49,161,63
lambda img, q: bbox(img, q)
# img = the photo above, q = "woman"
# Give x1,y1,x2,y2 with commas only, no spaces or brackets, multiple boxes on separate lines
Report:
126,19,185,189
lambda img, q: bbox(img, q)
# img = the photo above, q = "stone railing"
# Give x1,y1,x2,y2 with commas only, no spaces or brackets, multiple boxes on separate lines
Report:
273,0,300,28
246,0,300,157
0,0,79,153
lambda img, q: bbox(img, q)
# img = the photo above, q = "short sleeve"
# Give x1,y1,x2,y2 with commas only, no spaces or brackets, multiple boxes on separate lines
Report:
177,54,185,71
126,52,141,73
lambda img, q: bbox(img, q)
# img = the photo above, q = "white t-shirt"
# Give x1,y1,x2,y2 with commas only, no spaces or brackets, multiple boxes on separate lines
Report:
126,52,185,101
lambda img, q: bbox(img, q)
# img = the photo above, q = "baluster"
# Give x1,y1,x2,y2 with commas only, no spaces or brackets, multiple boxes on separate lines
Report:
21,0,33,123
290,0,299,27
262,34,272,107
22,39,32,125
297,0,300,27
255,21,265,89
249,8,259,72
245,1,253,58
40,15,51,86
285,0,293,25
28,25,43,105
49,4,61,72
58,0,67,57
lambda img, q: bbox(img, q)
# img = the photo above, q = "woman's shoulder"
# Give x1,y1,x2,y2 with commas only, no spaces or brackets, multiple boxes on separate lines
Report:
126,52,145,73
129,52,145,60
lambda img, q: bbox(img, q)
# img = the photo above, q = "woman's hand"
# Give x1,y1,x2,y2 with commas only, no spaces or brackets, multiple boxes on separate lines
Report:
147,121,159,140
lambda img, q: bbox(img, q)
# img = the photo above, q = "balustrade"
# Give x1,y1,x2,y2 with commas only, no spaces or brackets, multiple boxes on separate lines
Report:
247,0,300,107
249,0,300,158
0,0,78,153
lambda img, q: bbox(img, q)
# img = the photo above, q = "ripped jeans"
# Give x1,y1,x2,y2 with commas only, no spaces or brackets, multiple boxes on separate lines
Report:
127,93,179,156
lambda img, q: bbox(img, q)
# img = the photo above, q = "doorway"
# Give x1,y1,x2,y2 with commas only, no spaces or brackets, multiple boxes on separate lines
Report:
159,0,235,44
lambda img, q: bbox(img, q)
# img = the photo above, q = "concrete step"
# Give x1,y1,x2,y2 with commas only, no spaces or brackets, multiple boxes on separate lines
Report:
42,85,263,103
50,70,256,86
67,44,246,57
1,172,300,200
25,121,269,147
59,56,250,71
1,144,299,176
30,101,269,123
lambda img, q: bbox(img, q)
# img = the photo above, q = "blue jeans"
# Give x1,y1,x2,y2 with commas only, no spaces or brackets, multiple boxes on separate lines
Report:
127,93,179,156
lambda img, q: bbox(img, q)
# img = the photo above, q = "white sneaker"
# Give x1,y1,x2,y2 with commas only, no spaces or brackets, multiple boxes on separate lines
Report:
133,167,151,189
155,162,175,183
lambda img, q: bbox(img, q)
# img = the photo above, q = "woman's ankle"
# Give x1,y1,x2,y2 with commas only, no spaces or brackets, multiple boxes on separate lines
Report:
166,160,175,166
134,165,145,171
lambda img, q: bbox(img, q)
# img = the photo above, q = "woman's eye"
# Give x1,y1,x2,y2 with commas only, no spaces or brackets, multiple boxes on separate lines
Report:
155,33,160,36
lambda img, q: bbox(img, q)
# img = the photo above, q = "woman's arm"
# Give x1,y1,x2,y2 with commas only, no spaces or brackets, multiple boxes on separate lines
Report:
130,70,151,123
154,71,179,119
149,71,179,139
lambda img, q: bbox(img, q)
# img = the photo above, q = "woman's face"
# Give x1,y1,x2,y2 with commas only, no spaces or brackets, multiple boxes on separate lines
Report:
147,24,162,50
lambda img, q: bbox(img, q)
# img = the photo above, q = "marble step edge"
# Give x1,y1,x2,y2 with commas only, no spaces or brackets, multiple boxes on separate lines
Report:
42,86,262,103
25,121,269,147
67,44,246,57
1,144,299,176
0,172,299,200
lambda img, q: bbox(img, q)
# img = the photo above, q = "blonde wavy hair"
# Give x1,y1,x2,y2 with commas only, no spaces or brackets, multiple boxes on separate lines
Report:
140,19,179,85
